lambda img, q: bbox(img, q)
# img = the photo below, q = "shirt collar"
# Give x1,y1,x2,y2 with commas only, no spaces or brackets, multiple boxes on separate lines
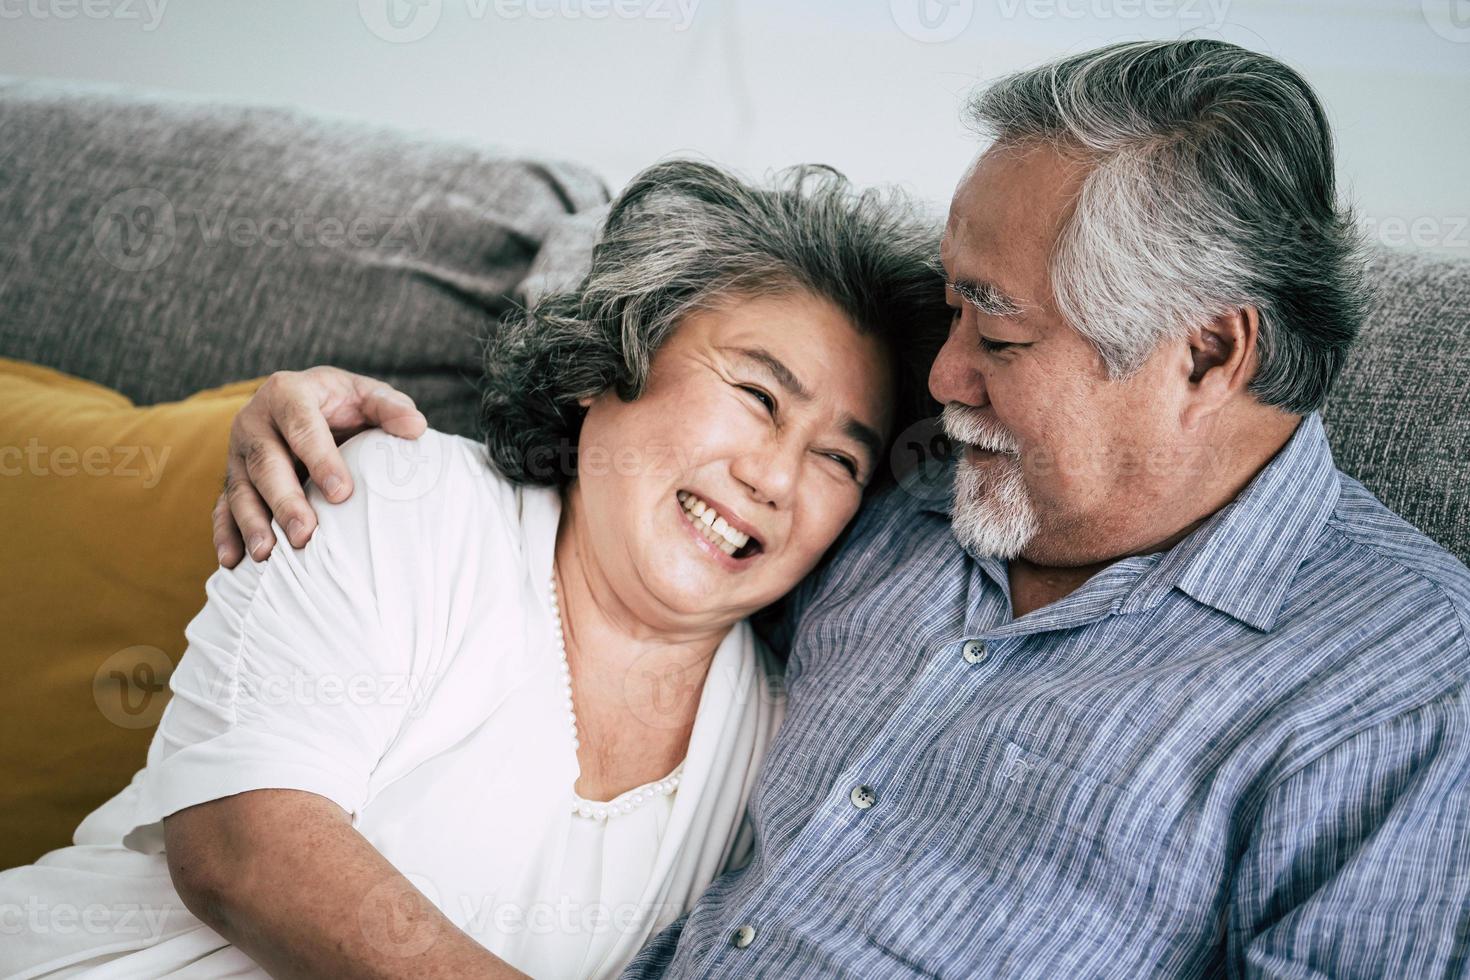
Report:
923,414,1341,633
1120,414,1340,631
919,471,955,517
520,481,563,615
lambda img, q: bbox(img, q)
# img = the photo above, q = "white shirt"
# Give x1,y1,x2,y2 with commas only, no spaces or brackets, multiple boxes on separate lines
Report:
0,429,784,979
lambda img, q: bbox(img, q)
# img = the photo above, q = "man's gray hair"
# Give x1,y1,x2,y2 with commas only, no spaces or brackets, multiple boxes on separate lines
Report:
968,39,1370,414
479,159,949,487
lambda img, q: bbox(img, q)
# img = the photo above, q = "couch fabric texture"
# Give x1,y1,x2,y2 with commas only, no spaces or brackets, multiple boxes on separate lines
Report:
0,77,608,438
1328,248,1470,566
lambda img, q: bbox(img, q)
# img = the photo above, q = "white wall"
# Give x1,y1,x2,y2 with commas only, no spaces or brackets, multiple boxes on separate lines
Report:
1,0,1466,253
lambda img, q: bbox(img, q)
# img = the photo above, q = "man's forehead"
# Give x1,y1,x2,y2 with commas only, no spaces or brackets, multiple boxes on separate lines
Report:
942,153,1017,264
944,146,1089,288
940,191,995,279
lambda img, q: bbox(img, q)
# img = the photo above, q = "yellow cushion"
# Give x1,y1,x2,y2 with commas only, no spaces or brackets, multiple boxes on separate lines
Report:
0,359,264,868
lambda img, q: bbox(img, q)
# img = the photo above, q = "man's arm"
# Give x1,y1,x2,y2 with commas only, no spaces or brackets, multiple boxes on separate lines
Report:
1230,690,1470,978
165,789,526,980
215,367,426,567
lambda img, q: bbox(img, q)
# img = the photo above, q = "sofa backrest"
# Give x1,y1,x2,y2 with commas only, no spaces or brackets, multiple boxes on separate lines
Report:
1324,248,1470,566
0,78,608,438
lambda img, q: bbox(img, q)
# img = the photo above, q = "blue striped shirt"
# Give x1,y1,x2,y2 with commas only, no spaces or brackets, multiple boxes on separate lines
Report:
626,414,1470,978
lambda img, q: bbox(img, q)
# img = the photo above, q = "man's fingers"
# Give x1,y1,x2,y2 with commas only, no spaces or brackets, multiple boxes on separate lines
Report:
212,492,246,569
359,382,428,440
240,428,319,550
220,368,414,552
225,458,279,562
267,378,354,504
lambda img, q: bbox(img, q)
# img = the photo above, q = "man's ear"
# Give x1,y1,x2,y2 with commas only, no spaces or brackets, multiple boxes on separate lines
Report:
1183,306,1259,427
576,394,594,408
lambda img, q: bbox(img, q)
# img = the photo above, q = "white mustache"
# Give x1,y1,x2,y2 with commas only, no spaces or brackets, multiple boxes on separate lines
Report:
940,403,1021,456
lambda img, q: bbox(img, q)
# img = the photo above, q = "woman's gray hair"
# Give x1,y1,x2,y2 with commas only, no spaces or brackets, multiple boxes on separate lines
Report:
968,39,1371,414
480,159,949,488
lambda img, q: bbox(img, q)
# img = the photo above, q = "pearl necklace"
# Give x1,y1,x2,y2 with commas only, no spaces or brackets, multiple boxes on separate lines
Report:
548,573,682,821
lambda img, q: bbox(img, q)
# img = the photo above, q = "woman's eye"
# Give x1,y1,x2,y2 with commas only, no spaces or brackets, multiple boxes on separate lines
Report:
826,453,859,479
740,385,775,414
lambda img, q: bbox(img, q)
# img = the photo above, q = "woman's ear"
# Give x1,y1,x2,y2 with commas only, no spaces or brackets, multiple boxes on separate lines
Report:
577,395,594,408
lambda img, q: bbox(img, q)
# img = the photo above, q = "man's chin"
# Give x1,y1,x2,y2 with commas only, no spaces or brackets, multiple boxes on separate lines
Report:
949,454,1037,559
963,445,991,464
952,532,1030,561
947,498,1038,560
962,445,1015,466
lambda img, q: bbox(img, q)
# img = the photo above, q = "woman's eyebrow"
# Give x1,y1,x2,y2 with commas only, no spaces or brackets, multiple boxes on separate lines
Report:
720,346,812,401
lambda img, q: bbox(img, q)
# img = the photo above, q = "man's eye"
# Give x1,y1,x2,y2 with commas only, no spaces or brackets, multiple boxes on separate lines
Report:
979,337,1016,353
740,385,775,413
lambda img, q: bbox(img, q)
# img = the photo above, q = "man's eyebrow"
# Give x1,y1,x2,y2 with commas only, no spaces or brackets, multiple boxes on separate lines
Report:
948,278,1025,317
722,346,812,401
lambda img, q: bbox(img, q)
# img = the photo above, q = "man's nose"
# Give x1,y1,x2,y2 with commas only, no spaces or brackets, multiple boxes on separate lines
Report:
928,316,989,407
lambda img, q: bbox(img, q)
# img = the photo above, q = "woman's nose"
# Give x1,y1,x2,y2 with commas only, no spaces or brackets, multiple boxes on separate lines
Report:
729,439,800,509
928,317,989,408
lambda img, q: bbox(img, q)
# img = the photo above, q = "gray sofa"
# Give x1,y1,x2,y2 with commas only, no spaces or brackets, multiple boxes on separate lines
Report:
0,77,608,438
2,79,1466,565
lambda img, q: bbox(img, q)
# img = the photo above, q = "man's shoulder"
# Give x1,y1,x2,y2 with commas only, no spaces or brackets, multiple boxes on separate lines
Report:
1261,469,1470,724
766,483,958,649
848,480,953,543
1318,470,1470,628
823,482,956,576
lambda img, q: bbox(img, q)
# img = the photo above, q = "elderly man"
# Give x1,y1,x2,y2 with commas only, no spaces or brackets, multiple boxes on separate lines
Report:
216,40,1469,977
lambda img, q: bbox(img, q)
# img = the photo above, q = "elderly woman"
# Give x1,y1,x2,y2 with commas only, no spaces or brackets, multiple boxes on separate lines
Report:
0,161,946,979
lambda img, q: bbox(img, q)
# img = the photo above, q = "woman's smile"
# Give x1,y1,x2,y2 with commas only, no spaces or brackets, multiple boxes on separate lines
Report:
674,489,764,570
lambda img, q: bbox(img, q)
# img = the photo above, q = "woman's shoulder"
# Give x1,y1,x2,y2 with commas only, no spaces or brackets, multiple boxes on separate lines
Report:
327,428,526,530
285,429,541,603
336,428,506,501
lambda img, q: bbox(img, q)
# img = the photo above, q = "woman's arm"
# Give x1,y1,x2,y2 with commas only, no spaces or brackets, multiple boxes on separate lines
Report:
165,789,527,980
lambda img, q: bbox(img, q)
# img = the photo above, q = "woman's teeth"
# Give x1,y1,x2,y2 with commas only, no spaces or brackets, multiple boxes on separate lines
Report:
677,490,752,556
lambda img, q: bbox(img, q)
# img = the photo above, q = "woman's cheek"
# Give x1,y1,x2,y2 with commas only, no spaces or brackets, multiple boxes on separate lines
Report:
793,491,851,568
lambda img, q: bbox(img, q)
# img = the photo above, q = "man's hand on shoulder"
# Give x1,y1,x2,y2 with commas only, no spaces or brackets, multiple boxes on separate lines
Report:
214,367,427,568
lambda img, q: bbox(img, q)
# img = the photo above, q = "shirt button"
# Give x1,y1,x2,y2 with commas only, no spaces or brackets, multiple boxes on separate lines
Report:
962,639,988,665
850,784,877,809
732,924,757,948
